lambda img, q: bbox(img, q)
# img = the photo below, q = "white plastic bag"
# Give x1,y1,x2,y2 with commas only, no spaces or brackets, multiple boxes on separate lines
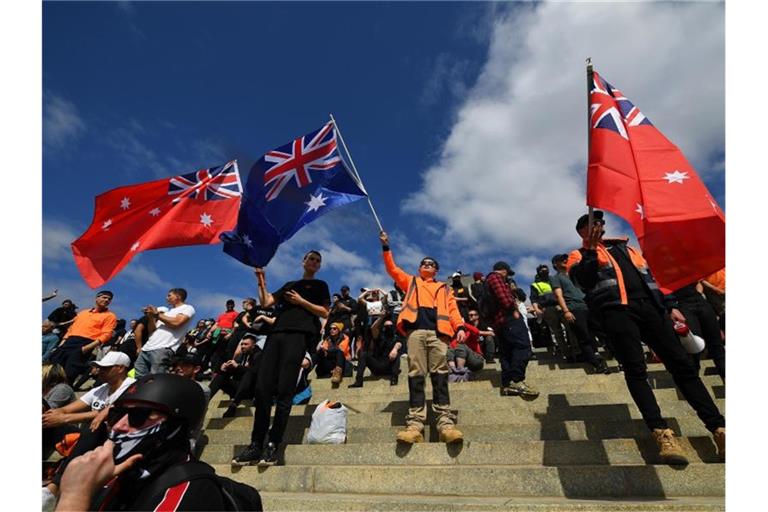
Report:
306,399,347,444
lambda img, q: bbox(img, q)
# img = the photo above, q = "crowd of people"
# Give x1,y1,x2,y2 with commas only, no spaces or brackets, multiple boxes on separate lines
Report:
40,210,727,509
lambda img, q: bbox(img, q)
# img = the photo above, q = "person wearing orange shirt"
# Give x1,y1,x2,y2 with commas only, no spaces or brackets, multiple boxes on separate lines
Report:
379,231,466,445
50,290,117,383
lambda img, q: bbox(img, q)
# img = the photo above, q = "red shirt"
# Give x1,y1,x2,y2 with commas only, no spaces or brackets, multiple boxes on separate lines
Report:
450,323,483,355
216,310,238,329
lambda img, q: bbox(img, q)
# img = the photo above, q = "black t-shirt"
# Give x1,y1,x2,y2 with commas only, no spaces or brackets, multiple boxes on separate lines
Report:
272,279,331,334
47,307,77,335
608,245,648,300
338,296,357,322
249,307,276,335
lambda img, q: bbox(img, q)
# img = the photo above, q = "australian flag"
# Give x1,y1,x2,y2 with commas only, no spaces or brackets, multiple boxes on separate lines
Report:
221,121,368,267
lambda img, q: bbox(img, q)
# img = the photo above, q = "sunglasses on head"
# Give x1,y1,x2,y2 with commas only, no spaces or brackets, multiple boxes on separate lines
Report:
107,406,155,428
420,261,437,268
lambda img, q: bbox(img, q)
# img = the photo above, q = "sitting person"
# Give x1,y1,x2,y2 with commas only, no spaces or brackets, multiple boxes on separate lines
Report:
42,320,60,362
349,315,402,388
314,322,351,384
208,334,259,416
446,322,486,378
466,308,496,363
43,364,77,456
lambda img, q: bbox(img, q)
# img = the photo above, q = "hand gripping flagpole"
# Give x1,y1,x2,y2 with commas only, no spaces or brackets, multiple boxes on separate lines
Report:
329,114,384,232
586,57,594,230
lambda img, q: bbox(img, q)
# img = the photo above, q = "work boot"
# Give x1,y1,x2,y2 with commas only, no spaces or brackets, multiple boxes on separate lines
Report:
331,366,343,384
504,381,540,398
713,427,725,461
396,427,424,444
439,426,464,444
652,428,689,465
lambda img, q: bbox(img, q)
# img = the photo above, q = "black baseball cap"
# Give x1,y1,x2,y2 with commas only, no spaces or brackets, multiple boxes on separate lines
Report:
576,210,604,231
340,285,350,291
492,261,514,275
171,351,204,367
536,264,549,273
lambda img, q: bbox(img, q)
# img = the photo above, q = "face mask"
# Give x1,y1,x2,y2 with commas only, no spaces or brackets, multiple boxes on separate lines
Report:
382,325,395,338
109,420,183,465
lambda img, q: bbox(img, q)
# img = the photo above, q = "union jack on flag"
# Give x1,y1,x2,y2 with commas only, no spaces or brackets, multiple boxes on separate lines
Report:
590,72,653,141
168,160,243,203
262,122,341,201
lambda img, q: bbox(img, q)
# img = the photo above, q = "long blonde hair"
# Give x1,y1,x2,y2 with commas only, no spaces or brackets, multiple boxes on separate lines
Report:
42,363,68,394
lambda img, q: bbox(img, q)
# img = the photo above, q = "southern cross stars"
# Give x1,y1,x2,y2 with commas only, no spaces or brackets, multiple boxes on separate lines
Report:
200,212,213,227
149,208,161,217
305,192,327,213
102,219,112,230
241,234,253,247
635,204,644,219
120,197,131,210
131,241,140,252
663,170,689,184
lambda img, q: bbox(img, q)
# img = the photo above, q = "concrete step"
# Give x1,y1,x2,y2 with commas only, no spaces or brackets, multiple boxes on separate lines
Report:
205,398,724,423
211,463,724,498
199,436,722,466
202,416,716,444
259,492,725,511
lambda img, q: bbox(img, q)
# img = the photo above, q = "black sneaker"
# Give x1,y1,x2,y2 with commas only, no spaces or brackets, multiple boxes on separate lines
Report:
348,381,363,388
593,359,611,375
231,443,261,466
222,404,238,418
389,375,398,386
259,442,279,466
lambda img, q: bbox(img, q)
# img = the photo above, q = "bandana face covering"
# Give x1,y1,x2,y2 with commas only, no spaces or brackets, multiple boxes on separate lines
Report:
419,268,435,280
109,420,183,465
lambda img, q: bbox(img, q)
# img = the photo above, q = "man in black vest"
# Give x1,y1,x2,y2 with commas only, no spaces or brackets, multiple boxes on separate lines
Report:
567,210,725,464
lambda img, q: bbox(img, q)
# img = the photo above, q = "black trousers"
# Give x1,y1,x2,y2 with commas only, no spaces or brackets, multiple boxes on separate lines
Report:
209,372,243,400
480,335,496,360
354,350,400,383
250,331,308,446
563,308,601,366
677,296,725,381
314,348,346,377
49,336,92,383
601,299,725,432
497,314,532,386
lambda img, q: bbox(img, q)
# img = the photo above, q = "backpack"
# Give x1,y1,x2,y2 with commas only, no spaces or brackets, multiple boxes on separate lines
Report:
141,461,263,511
476,279,499,322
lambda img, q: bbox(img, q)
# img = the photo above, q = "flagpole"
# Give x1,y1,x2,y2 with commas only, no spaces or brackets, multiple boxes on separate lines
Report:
329,113,384,232
586,57,594,230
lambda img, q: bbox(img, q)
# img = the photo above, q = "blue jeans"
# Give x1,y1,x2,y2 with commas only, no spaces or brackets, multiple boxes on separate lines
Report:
133,348,175,377
42,334,60,362
497,315,533,386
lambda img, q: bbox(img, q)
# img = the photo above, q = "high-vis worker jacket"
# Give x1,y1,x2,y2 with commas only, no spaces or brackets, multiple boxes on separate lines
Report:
383,248,465,339
566,238,669,313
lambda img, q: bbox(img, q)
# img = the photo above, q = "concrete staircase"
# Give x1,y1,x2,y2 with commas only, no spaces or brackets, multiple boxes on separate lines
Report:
198,349,725,511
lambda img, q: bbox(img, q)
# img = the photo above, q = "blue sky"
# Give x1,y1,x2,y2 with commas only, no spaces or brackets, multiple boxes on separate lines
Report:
42,1,726,322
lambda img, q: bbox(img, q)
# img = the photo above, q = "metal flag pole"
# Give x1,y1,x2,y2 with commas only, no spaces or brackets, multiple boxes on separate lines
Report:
586,57,594,230
329,113,384,232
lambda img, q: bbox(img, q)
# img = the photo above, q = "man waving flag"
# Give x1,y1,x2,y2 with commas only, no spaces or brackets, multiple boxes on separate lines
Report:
72,161,243,287
222,121,368,267
587,67,725,292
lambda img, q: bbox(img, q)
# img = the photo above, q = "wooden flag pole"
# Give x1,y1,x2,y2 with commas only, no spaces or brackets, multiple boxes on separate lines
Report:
586,57,594,230
329,113,384,232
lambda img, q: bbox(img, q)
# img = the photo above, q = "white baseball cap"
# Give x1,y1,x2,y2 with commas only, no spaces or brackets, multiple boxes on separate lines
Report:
90,351,131,368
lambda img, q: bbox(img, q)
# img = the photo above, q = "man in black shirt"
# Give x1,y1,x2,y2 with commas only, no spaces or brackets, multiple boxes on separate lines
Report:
348,316,402,388
450,272,471,320
336,285,357,333
568,211,725,464
47,299,78,339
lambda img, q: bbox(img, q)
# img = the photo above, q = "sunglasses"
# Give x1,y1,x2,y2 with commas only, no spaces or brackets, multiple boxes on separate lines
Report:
420,261,437,268
107,406,154,428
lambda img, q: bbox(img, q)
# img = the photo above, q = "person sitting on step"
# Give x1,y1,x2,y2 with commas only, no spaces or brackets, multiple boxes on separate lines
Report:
314,322,351,384
348,315,402,388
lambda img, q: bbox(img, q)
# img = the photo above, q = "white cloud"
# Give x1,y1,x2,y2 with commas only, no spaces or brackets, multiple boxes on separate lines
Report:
43,219,80,265
118,260,173,290
43,94,85,149
404,2,724,255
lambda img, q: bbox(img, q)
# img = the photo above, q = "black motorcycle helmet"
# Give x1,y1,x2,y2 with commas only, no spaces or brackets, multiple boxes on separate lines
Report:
114,373,206,430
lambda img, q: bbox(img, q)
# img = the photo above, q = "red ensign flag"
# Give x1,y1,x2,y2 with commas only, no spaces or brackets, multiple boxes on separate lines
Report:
587,69,725,292
71,161,243,288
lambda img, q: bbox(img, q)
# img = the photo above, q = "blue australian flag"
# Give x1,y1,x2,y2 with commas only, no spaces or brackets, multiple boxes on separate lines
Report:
221,121,368,267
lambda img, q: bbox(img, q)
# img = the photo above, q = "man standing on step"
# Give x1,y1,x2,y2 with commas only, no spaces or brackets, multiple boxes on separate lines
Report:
380,231,466,445
567,210,725,464
486,262,539,398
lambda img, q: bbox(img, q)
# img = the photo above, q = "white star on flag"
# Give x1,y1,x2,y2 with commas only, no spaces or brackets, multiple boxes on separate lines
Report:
242,234,253,247
635,204,644,219
120,197,131,210
200,212,213,227
149,208,161,217
707,196,719,211
305,192,328,213
102,219,112,230
131,241,140,252
663,170,689,184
